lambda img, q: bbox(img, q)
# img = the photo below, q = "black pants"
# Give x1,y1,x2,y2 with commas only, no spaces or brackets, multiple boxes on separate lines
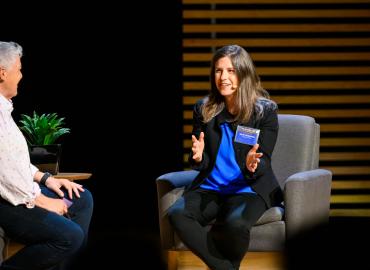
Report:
168,189,267,270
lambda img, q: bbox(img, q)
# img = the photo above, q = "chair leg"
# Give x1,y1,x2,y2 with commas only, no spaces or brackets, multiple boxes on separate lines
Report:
3,239,25,260
1,237,9,262
167,250,178,270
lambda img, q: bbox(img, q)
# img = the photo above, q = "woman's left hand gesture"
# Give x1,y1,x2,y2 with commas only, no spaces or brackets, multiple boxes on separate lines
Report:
246,144,263,173
45,177,85,199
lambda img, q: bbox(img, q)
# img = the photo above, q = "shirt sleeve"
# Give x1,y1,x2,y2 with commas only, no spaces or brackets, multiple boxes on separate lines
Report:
30,163,40,177
0,134,41,207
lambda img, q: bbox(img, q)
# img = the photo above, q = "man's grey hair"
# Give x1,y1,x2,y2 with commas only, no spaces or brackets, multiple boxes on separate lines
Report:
0,41,23,70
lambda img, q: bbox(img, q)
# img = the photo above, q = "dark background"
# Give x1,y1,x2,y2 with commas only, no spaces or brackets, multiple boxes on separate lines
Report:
3,1,183,266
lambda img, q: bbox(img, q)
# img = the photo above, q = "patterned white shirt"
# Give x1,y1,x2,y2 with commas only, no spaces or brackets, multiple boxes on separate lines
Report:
0,93,40,206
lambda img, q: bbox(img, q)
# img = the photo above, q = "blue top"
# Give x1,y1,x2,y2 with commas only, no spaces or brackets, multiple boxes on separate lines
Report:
200,122,255,194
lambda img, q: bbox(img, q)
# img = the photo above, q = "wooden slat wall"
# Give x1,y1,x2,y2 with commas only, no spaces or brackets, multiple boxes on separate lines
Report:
182,0,370,218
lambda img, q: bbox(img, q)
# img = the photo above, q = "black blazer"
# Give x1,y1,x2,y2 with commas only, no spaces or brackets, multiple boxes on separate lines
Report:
186,98,283,208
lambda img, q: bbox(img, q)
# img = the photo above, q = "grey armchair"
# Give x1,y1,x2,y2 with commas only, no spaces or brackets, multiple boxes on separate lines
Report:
156,114,332,270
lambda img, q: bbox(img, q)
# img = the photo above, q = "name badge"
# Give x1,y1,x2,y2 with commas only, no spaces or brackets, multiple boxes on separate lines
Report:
234,125,260,146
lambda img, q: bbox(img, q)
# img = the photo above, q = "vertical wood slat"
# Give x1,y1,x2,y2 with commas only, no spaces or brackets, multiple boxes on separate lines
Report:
182,0,370,218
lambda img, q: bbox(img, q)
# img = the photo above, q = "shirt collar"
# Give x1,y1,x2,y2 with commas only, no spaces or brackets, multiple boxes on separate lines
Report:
0,93,14,113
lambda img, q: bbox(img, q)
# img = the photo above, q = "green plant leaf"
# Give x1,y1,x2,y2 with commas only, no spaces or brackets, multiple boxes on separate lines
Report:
18,111,71,145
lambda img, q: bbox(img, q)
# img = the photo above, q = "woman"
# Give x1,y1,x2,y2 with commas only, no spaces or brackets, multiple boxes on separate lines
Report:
168,45,283,270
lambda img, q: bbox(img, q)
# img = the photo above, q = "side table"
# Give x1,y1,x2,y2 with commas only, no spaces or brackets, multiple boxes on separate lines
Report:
54,172,92,181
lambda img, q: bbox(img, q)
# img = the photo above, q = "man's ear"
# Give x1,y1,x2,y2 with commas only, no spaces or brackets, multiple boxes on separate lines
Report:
0,67,6,82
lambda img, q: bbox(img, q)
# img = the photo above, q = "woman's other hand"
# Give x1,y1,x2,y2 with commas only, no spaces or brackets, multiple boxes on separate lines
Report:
191,132,205,163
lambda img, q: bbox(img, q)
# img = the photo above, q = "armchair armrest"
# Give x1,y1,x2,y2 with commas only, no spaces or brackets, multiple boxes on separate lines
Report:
157,170,199,209
157,170,199,190
284,169,332,239
156,170,199,249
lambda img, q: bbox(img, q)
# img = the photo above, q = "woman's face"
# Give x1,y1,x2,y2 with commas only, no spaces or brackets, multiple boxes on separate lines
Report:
214,56,238,99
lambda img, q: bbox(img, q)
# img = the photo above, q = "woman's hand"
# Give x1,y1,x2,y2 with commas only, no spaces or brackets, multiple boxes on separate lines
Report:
246,144,263,173
191,132,205,163
45,177,85,199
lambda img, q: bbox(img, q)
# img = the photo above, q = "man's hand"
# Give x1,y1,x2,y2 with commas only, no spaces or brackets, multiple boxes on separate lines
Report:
45,177,84,199
34,194,68,216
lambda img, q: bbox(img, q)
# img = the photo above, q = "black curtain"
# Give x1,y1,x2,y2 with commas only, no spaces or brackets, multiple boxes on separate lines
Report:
3,1,182,266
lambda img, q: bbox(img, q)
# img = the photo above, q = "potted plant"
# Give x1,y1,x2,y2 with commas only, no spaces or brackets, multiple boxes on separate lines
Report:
19,111,71,174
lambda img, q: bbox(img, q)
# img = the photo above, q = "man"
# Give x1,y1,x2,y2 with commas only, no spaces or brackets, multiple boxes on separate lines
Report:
0,41,93,270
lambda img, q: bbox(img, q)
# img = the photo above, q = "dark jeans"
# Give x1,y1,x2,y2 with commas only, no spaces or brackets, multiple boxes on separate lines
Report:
0,186,93,270
168,189,267,270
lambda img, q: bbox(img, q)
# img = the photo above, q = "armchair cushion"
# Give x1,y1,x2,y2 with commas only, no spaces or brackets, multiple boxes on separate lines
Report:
255,206,284,226
249,221,285,251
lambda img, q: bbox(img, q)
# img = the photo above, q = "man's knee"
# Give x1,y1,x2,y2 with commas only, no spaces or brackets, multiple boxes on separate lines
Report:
77,188,94,210
57,223,85,255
